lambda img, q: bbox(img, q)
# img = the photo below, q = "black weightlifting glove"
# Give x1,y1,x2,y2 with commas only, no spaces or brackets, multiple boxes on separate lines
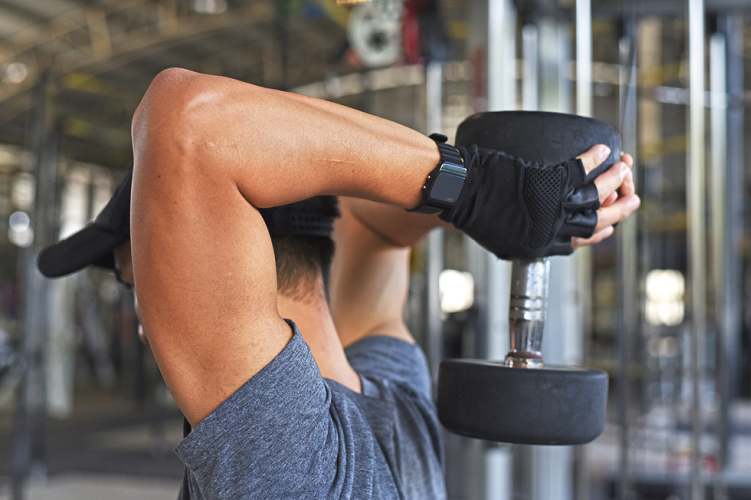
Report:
439,145,601,260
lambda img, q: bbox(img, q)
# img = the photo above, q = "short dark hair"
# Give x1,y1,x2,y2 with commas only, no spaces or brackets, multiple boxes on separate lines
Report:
262,196,339,300
271,235,335,300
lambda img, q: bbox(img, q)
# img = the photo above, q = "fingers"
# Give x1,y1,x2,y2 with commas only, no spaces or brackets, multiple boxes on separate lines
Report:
572,150,638,250
619,153,635,197
595,153,634,207
577,144,611,175
619,170,635,197
572,225,614,249
596,194,640,231
601,191,618,208
572,193,640,249
593,160,632,203
578,147,635,199
621,152,634,169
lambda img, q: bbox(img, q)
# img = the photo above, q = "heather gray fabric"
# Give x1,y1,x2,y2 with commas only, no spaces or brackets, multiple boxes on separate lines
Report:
175,321,445,500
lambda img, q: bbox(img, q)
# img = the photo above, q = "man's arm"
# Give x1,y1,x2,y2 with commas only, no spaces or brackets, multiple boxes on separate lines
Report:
130,68,444,426
329,200,434,347
132,69,439,210
329,150,638,347
130,67,639,425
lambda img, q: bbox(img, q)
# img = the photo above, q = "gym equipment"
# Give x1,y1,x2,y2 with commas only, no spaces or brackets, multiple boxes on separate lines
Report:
437,111,620,445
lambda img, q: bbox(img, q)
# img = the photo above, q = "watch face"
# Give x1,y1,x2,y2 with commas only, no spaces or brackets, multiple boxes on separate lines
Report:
429,172,464,204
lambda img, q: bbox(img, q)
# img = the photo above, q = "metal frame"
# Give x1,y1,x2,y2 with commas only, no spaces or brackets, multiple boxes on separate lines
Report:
616,12,638,500
484,3,516,499
425,60,444,384
686,1,707,498
709,27,729,500
12,75,58,500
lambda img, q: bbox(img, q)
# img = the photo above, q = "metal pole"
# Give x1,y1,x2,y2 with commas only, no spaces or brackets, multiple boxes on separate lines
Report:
576,0,593,118
516,21,538,485
12,246,33,500
617,18,638,500
535,255,577,500
425,224,444,384
425,61,444,383
534,12,576,500
538,17,560,112
426,61,443,134
12,74,57,500
713,12,743,500
574,4,593,499
687,0,707,499
522,24,538,111
722,13,744,406
709,29,729,500
485,1,516,499
557,22,573,115
487,0,516,113
724,11,745,397
485,0,515,391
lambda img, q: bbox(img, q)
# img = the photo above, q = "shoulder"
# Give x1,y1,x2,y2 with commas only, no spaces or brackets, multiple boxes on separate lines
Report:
345,335,432,399
175,327,399,499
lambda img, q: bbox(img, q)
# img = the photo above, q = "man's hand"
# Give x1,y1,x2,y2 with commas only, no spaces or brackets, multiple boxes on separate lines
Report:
572,146,639,249
438,142,636,260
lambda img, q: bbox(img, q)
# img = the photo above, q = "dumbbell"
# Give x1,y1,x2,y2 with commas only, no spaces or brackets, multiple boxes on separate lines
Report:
437,111,620,445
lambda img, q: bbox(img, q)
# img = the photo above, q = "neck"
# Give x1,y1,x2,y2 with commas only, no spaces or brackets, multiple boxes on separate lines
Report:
276,281,361,393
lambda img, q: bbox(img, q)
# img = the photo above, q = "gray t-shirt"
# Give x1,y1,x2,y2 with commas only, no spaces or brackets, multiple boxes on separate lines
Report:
175,321,445,499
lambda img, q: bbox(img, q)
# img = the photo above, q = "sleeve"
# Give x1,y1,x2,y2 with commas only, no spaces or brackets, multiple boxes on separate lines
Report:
344,336,432,402
342,336,445,499
174,322,376,500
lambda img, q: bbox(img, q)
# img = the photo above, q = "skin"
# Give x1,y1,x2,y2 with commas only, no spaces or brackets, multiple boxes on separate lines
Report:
128,68,639,427
113,241,361,392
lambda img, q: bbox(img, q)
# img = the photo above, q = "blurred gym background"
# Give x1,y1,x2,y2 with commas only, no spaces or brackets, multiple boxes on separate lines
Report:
0,0,748,499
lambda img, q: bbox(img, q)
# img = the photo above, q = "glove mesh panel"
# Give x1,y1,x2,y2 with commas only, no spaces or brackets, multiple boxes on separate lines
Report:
522,166,565,248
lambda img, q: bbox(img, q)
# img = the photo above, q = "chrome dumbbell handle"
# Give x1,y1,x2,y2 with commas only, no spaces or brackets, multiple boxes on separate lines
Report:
505,258,549,368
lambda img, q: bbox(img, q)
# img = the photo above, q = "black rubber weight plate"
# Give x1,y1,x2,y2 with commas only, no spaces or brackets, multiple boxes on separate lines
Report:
437,359,608,445
455,111,622,181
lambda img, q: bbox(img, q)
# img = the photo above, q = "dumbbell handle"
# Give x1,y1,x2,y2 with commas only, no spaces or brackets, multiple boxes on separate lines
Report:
506,258,550,367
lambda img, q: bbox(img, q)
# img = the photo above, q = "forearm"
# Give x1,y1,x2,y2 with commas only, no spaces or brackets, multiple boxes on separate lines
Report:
132,68,438,210
330,198,449,347
344,198,451,249
331,201,415,347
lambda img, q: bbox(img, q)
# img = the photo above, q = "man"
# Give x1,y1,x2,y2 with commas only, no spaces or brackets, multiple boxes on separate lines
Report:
42,172,437,497
41,67,638,499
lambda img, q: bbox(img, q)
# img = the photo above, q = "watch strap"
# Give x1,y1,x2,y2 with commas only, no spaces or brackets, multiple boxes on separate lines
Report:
409,134,466,215
434,138,464,167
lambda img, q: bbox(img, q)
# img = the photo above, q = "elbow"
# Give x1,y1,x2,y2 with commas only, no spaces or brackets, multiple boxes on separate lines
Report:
131,68,201,155
131,69,270,205
131,68,222,173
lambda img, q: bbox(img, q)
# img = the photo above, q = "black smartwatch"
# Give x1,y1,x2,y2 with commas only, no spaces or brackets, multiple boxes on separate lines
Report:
409,133,467,215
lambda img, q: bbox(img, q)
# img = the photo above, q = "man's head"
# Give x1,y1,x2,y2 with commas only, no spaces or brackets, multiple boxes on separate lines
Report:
38,168,339,301
259,197,339,301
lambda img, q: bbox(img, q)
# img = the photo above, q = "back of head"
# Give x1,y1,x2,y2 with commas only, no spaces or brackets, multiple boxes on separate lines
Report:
37,165,338,303
259,196,339,301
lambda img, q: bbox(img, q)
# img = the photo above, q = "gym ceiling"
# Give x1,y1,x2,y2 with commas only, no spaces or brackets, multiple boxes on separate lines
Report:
0,0,747,170
0,0,360,169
